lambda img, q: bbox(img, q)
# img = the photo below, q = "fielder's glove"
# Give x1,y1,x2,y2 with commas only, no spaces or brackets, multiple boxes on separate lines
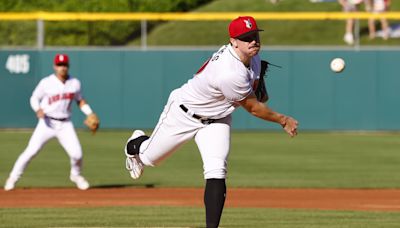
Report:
255,60,269,103
84,113,100,134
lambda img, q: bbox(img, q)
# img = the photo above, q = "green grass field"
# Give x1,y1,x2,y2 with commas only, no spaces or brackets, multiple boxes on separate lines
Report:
2,130,400,189
1,130,400,227
130,0,400,46
1,207,400,228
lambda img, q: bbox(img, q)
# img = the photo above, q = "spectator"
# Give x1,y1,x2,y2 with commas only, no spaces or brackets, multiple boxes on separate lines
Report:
338,0,366,45
366,0,391,40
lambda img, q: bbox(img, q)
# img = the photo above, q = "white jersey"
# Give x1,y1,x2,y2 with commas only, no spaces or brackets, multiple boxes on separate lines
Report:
179,44,261,119
30,74,83,119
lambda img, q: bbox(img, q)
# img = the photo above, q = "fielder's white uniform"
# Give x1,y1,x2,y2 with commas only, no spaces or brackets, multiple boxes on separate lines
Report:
139,44,261,179
8,74,85,180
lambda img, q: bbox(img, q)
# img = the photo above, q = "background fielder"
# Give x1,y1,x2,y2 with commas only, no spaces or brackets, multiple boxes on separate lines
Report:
4,54,98,191
124,16,298,228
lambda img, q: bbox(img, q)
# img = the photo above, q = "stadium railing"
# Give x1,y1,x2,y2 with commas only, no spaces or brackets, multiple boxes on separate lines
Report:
1,12,400,49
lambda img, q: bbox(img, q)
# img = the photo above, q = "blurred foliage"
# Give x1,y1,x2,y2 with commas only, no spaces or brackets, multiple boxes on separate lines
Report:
143,0,400,46
0,0,213,46
1,0,399,47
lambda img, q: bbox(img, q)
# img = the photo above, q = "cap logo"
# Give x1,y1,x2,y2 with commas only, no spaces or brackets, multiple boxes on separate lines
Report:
244,19,252,29
59,55,64,61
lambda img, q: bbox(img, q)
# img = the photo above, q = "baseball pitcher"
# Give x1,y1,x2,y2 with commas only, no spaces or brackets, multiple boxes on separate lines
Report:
124,16,298,227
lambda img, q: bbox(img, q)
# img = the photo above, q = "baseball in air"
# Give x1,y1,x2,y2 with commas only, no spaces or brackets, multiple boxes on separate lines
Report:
330,58,345,73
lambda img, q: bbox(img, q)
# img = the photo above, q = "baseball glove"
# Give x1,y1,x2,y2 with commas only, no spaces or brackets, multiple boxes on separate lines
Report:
84,113,100,134
255,60,269,102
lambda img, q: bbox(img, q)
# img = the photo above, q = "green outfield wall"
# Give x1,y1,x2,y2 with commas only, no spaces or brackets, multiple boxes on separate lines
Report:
0,49,399,130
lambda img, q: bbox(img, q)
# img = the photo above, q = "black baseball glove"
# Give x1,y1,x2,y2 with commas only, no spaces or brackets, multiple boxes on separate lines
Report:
255,60,269,102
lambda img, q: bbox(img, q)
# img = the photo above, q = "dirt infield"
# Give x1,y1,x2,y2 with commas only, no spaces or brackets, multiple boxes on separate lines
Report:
1,188,400,211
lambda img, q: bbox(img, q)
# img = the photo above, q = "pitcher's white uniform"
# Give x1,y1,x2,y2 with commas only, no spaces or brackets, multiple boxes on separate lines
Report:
125,16,298,228
139,44,261,179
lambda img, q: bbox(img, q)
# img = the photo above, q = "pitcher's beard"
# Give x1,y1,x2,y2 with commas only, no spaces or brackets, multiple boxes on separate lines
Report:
248,47,260,56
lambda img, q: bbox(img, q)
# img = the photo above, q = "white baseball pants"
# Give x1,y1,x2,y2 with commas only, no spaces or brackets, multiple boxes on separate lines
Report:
139,89,232,179
8,117,83,180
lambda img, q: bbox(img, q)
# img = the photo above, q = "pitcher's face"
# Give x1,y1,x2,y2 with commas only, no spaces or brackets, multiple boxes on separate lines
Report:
236,32,261,57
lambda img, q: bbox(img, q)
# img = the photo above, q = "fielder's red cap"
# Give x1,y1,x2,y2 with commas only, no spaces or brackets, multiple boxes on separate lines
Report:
54,54,69,65
228,16,263,39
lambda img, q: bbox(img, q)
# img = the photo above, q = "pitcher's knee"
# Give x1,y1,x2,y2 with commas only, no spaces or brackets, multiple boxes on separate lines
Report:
203,159,227,179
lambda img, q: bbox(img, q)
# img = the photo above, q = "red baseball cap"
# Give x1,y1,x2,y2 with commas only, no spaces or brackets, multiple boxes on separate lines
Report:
229,16,263,38
54,54,69,65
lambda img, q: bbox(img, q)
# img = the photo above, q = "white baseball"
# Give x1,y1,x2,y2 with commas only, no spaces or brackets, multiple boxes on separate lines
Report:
330,58,345,73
